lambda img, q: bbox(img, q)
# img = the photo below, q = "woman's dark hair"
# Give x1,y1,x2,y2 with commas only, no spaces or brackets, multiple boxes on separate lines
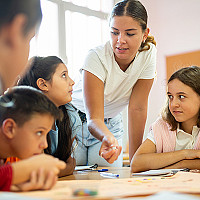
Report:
162,66,200,130
0,86,61,126
109,0,156,52
0,0,42,35
18,56,72,161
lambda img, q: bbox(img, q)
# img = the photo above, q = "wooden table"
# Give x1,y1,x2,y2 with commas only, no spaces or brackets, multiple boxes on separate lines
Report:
59,167,131,181
13,167,200,200
58,167,200,199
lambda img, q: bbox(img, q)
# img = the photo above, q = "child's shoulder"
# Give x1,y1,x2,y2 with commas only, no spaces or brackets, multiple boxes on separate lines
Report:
152,117,171,130
153,117,166,125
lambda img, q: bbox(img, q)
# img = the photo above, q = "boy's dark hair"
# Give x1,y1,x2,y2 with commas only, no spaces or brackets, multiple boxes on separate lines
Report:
0,0,42,35
162,66,200,130
18,56,72,162
18,56,63,90
0,86,61,127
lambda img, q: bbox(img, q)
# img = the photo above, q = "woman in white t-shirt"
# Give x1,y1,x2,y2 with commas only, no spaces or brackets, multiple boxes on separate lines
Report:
71,0,157,167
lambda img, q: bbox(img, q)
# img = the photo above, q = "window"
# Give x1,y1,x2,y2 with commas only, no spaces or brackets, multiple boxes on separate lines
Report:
30,0,59,58
30,0,114,78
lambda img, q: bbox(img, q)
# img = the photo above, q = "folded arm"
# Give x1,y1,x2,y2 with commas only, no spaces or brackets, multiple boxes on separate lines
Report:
131,139,200,172
12,154,66,185
165,159,200,170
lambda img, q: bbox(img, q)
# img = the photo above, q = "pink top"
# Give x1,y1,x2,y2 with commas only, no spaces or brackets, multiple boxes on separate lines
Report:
150,117,200,153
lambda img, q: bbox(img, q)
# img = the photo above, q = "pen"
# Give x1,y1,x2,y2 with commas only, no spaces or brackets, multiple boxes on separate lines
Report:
181,168,190,172
97,169,108,172
100,172,119,178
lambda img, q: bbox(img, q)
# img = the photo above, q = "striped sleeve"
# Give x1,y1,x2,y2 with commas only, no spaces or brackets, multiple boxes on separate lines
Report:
0,165,13,191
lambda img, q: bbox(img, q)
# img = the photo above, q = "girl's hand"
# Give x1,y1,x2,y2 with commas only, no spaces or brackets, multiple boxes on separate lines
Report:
11,168,57,192
58,156,76,177
99,135,122,164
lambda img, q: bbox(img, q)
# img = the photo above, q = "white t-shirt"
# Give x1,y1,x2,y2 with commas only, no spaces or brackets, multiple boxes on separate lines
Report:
147,125,200,150
72,41,157,118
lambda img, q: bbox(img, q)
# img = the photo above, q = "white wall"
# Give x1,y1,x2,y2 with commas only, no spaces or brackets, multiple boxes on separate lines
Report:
140,0,200,139
119,0,200,150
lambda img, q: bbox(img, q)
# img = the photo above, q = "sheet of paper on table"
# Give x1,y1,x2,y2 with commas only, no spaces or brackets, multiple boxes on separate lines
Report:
132,169,189,176
0,192,49,200
116,191,200,200
19,172,200,199
75,164,98,171
75,165,92,171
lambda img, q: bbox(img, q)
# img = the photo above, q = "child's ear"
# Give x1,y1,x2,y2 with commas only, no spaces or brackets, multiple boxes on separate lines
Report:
37,78,48,92
2,119,17,139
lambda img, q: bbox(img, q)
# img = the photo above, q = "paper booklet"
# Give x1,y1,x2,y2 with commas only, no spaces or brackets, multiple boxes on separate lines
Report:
132,168,189,176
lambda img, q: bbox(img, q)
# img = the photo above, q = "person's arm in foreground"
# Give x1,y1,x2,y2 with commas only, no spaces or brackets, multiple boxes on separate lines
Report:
0,154,65,191
128,79,154,161
131,139,200,173
11,154,66,185
11,168,57,191
83,70,122,164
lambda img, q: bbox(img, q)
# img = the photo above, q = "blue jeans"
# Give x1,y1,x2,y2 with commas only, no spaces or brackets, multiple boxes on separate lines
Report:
68,105,124,167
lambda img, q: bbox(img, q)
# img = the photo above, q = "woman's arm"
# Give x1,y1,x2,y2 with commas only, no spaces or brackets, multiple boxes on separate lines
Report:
131,139,200,172
128,79,154,161
83,70,122,164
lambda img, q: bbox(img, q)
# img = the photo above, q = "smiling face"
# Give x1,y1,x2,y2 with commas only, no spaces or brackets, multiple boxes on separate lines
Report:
109,16,148,68
11,113,54,159
167,79,200,129
45,63,75,107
